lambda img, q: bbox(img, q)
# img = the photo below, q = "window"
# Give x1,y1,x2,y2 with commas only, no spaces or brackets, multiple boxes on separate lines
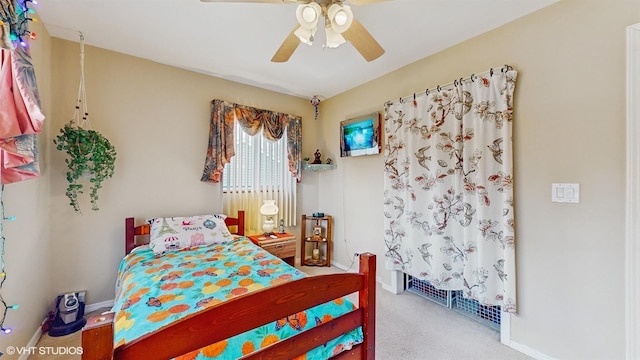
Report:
222,122,297,232
201,100,301,232
222,126,287,192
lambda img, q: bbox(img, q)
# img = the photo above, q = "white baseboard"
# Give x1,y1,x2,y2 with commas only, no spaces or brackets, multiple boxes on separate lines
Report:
507,340,557,360
331,260,351,272
19,325,43,360
501,314,555,360
332,260,385,287
85,299,114,313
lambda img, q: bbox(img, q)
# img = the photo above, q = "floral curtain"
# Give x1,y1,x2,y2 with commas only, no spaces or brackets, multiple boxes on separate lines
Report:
201,99,302,184
0,0,44,184
201,99,302,229
383,67,517,312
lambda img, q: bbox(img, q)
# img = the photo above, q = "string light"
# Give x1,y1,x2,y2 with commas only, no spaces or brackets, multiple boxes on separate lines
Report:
0,0,40,49
0,185,18,335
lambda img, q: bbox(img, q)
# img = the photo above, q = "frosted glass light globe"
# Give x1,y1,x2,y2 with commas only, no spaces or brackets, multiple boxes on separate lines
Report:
302,6,317,22
334,10,348,26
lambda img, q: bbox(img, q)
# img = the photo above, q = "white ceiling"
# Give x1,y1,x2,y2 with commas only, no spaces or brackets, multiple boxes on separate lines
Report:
35,0,557,100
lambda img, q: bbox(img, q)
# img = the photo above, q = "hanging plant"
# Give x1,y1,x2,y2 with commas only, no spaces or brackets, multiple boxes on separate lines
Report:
54,32,116,213
54,122,116,212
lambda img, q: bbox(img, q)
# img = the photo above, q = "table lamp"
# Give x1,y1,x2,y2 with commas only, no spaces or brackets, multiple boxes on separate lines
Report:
260,200,279,235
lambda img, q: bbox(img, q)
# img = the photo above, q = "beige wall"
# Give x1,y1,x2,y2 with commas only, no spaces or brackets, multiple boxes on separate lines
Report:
4,0,639,359
5,17,323,356
46,39,320,304
0,20,53,358
318,0,639,359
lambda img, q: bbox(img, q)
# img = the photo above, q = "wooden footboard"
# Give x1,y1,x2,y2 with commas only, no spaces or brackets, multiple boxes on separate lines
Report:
81,252,376,360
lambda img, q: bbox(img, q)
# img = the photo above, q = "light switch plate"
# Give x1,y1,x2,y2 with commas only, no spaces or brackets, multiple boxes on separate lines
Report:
552,183,580,203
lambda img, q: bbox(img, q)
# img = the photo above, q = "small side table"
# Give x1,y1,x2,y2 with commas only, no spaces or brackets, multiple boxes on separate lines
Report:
248,233,296,266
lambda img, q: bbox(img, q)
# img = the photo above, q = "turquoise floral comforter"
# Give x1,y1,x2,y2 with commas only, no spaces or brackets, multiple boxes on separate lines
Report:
113,237,362,359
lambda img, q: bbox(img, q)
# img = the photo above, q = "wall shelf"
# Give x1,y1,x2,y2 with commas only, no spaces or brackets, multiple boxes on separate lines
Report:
302,163,336,171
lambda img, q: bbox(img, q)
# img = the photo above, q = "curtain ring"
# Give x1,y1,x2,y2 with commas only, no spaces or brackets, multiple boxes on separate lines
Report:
490,68,494,76
454,80,458,87
471,74,476,82
437,85,441,92
399,97,403,103
425,89,429,95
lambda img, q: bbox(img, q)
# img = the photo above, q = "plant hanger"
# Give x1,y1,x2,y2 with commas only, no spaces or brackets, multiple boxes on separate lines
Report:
54,32,116,213
74,32,90,130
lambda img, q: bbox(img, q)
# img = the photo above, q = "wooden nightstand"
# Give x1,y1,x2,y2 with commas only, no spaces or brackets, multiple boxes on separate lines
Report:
248,233,296,266
82,312,114,360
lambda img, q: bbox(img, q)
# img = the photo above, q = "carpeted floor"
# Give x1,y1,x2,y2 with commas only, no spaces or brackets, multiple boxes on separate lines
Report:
30,266,531,360
304,265,531,360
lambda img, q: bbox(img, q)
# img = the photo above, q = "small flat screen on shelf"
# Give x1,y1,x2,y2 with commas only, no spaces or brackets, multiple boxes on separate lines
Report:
340,112,381,157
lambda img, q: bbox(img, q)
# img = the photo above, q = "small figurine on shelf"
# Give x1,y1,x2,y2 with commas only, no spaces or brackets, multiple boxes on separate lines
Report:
326,158,332,165
312,149,322,164
311,226,323,241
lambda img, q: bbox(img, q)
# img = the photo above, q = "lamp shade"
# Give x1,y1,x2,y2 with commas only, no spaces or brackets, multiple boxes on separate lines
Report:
294,26,316,45
260,200,278,216
327,4,353,34
260,200,279,233
296,2,321,30
325,21,346,49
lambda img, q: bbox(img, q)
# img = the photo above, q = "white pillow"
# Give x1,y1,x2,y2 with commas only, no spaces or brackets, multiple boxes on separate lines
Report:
148,214,233,255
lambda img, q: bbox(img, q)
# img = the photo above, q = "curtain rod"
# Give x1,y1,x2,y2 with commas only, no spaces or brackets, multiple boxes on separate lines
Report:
385,64,513,106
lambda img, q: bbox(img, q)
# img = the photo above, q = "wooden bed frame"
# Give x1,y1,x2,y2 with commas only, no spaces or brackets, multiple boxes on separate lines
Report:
82,211,376,360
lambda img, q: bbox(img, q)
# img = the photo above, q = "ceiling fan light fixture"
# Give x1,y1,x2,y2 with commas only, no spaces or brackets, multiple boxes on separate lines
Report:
327,4,353,34
325,21,345,48
296,2,321,29
302,7,317,22
294,26,316,46
334,10,348,26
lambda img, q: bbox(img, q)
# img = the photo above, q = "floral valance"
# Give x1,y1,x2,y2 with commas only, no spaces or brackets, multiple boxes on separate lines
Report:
201,99,302,183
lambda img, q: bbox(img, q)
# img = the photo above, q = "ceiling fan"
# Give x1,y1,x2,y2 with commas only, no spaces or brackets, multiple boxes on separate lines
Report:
200,0,386,63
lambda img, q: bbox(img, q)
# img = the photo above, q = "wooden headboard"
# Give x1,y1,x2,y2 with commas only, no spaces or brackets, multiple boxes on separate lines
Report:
124,211,245,255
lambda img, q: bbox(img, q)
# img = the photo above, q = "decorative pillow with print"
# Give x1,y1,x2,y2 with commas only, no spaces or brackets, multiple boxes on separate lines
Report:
149,214,233,255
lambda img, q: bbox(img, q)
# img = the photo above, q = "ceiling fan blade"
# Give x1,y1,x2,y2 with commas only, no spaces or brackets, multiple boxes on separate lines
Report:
342,18,385,62
271,26,301,62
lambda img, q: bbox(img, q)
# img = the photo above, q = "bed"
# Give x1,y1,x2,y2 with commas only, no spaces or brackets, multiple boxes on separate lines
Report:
81,211,376,360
